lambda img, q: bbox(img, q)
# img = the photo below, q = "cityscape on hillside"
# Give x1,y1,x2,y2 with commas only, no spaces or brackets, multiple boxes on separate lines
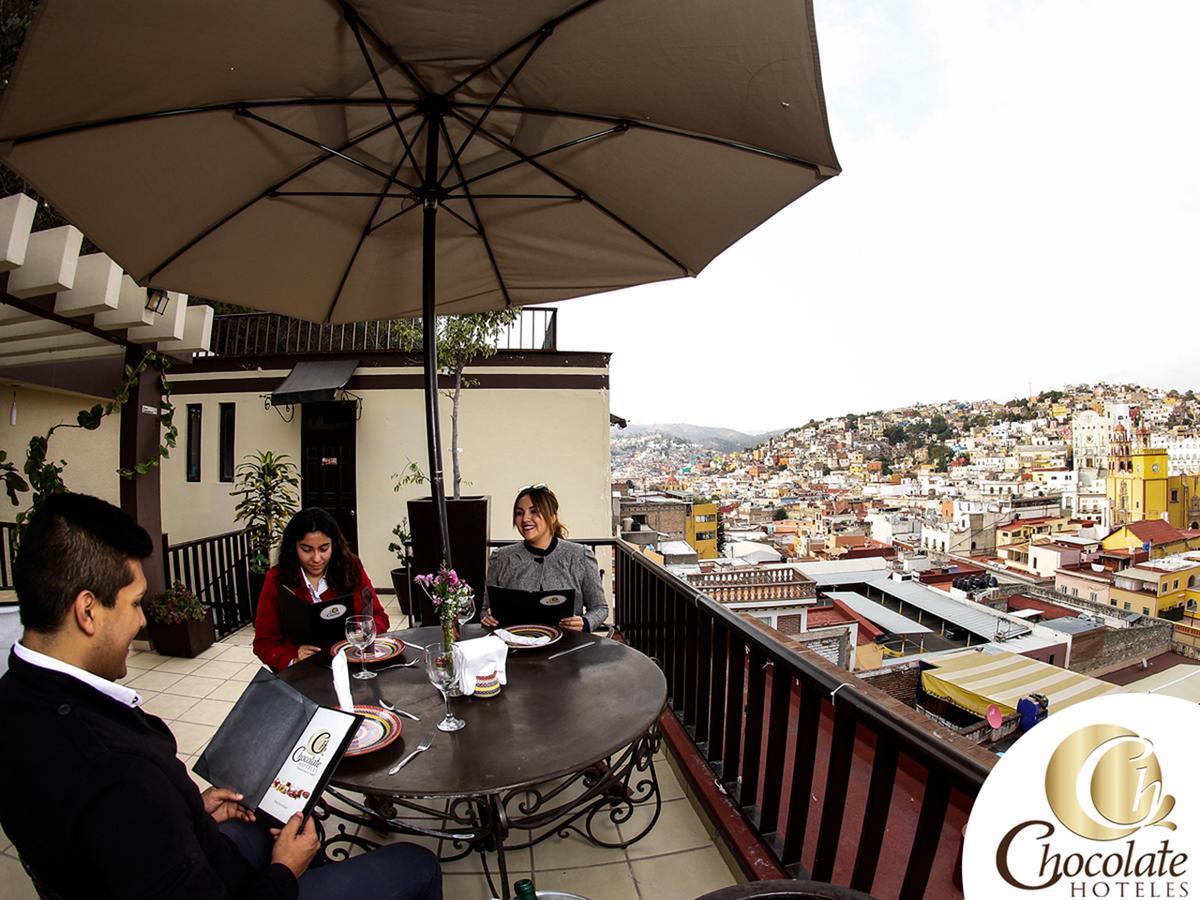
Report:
613,380,1200,753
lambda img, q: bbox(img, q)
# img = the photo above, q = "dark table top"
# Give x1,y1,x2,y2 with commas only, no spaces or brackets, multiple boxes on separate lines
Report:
280,625,667,798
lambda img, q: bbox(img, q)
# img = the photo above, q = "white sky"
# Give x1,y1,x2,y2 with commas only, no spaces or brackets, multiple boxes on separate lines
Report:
551,0,1200,434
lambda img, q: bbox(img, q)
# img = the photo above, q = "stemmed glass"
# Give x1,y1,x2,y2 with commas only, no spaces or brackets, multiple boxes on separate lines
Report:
345,615,377,680
425,642,465,732
456,592,476,634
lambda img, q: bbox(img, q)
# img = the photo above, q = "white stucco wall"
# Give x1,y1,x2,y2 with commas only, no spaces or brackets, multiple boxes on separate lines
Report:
0,383,122,517
161,365,612,590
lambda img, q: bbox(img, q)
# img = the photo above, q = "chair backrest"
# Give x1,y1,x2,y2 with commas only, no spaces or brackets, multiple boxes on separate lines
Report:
695,881,877,900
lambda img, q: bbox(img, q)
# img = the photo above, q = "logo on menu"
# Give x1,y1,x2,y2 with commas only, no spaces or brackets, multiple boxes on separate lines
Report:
963,694,1196,899
539,594,567,607
320,604,347,620
292,729,332,775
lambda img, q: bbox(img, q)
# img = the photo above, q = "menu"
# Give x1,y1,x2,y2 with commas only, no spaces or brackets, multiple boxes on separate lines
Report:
195,670,362,827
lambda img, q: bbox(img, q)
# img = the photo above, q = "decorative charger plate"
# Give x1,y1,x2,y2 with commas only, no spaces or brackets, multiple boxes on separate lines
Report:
497,624,562,650
345,705,403,757
329,635,406,664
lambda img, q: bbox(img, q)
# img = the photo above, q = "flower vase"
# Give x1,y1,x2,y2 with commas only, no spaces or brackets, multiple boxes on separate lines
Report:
442,616,463,697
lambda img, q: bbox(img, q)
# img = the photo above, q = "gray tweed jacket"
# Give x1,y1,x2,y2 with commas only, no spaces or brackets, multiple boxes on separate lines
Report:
484,538,609,632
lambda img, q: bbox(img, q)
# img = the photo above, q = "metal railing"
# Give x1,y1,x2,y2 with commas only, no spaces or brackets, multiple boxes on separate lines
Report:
163,529,254,638
614,541,991,899
0,522,18,593
205,307,557,358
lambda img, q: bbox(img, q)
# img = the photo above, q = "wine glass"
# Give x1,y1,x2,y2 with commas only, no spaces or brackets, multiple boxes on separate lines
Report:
456,592,476,633
345,615,377,680
425,642,465,732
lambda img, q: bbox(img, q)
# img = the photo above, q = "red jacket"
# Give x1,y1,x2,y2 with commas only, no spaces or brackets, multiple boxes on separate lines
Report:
252,558,389,671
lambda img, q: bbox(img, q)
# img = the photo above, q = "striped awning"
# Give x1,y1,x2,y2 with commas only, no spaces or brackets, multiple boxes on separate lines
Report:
920,648,1124,718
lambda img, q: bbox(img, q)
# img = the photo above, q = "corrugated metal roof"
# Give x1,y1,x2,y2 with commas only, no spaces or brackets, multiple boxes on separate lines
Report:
1040,616,1105,635
824,591,932,634
863,576,1033,641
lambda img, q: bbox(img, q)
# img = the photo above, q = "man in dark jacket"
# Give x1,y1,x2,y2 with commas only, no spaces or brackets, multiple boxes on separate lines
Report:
0,493,441,899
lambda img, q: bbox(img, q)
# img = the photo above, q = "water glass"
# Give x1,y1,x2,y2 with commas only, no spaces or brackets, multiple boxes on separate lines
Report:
457,592,476,628
346,615,377,680
425,642,465,732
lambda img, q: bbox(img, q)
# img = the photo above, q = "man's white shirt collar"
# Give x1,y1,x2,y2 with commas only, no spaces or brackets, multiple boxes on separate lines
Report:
13,641,143,708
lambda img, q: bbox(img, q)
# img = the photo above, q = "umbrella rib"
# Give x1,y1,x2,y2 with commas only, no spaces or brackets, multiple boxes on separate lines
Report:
437,117,512,306
342,1,422,177
445,193,581,201
323,156,410,323
443,124,623,194
338,1,431,97
235,107,419,193
456,102,836,173
436,28,551,189
445,0,608,98
367,201,421,235
0,98,419,146
438,203,481,236
449,109,690,275
147,115,401,281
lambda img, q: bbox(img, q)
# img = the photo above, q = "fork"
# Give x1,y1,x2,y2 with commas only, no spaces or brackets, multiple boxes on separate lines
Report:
388,735,434,774
378,698,420,721
376,659,419,670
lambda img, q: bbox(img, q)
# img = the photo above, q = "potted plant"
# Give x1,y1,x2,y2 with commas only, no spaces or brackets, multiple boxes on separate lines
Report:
231,450,300,615
393,311,520,617
147,582,215,658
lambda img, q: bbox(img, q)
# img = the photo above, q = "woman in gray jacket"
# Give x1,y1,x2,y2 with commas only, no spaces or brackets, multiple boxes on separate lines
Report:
482,484,608,632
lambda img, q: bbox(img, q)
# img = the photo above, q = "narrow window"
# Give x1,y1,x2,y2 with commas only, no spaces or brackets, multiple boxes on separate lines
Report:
219,403,236,483
186,404,202,482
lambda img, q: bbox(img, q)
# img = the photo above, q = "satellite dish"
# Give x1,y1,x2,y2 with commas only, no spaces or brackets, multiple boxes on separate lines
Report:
986,705,1004,729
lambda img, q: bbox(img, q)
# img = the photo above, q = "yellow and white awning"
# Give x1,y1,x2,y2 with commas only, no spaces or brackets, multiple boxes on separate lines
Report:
921,648,1124,718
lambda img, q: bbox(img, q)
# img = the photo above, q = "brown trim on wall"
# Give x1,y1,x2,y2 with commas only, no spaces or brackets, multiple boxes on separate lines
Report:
184,349,612,374
171,372,609,395
0,356,126,398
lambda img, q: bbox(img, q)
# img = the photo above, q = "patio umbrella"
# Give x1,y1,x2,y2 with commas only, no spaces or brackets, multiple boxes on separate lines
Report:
0,0,840,563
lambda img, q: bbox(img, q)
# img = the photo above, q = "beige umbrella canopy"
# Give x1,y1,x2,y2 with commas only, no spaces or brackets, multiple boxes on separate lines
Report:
0,0,840,559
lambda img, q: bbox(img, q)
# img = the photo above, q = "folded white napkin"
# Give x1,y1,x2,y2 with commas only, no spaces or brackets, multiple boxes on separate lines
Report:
331,649,354,712
494,627,551,647
451,635,509,695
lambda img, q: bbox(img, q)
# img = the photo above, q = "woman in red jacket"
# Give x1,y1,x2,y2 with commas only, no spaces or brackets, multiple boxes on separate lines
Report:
253,508,389,670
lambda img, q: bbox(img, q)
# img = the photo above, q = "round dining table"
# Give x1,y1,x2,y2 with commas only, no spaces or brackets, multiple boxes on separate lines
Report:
281,625,668,898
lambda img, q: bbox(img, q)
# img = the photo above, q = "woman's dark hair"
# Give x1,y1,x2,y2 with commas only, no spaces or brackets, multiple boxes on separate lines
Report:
14,493,154,633
513,485,568,539
276,508,357,592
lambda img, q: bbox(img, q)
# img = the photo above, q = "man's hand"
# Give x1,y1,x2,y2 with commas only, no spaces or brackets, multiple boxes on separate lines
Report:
295,645,321,663
559,616,585,632
202,787,255,824
270,813,321,879
481,612,499,627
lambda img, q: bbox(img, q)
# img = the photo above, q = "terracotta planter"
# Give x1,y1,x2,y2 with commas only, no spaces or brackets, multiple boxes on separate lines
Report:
149,615,216,658
407,496,489,627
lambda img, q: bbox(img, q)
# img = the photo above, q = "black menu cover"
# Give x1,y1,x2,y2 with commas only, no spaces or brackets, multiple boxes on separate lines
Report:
194,669,361,827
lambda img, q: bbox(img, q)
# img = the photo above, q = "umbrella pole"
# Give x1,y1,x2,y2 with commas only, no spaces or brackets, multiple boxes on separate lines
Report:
421,106,452,568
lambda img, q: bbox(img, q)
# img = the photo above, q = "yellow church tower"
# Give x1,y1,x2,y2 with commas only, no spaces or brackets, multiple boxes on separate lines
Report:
1107,421,1187,528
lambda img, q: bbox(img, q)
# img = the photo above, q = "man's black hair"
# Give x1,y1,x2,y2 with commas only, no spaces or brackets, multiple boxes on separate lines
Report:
14,493,154,633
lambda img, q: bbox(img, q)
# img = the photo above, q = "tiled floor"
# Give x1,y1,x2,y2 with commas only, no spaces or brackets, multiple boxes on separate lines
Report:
1,599,739,900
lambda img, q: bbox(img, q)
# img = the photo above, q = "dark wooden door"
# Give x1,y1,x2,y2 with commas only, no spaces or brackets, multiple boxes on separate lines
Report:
300,401,358,552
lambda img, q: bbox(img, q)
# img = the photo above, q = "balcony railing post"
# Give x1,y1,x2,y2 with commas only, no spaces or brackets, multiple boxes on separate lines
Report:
850,738,900,894
721,638,746,792
811,703,858,881
781,681,822,875
739,650,767,810
758,663,793,843
705,623,729,769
